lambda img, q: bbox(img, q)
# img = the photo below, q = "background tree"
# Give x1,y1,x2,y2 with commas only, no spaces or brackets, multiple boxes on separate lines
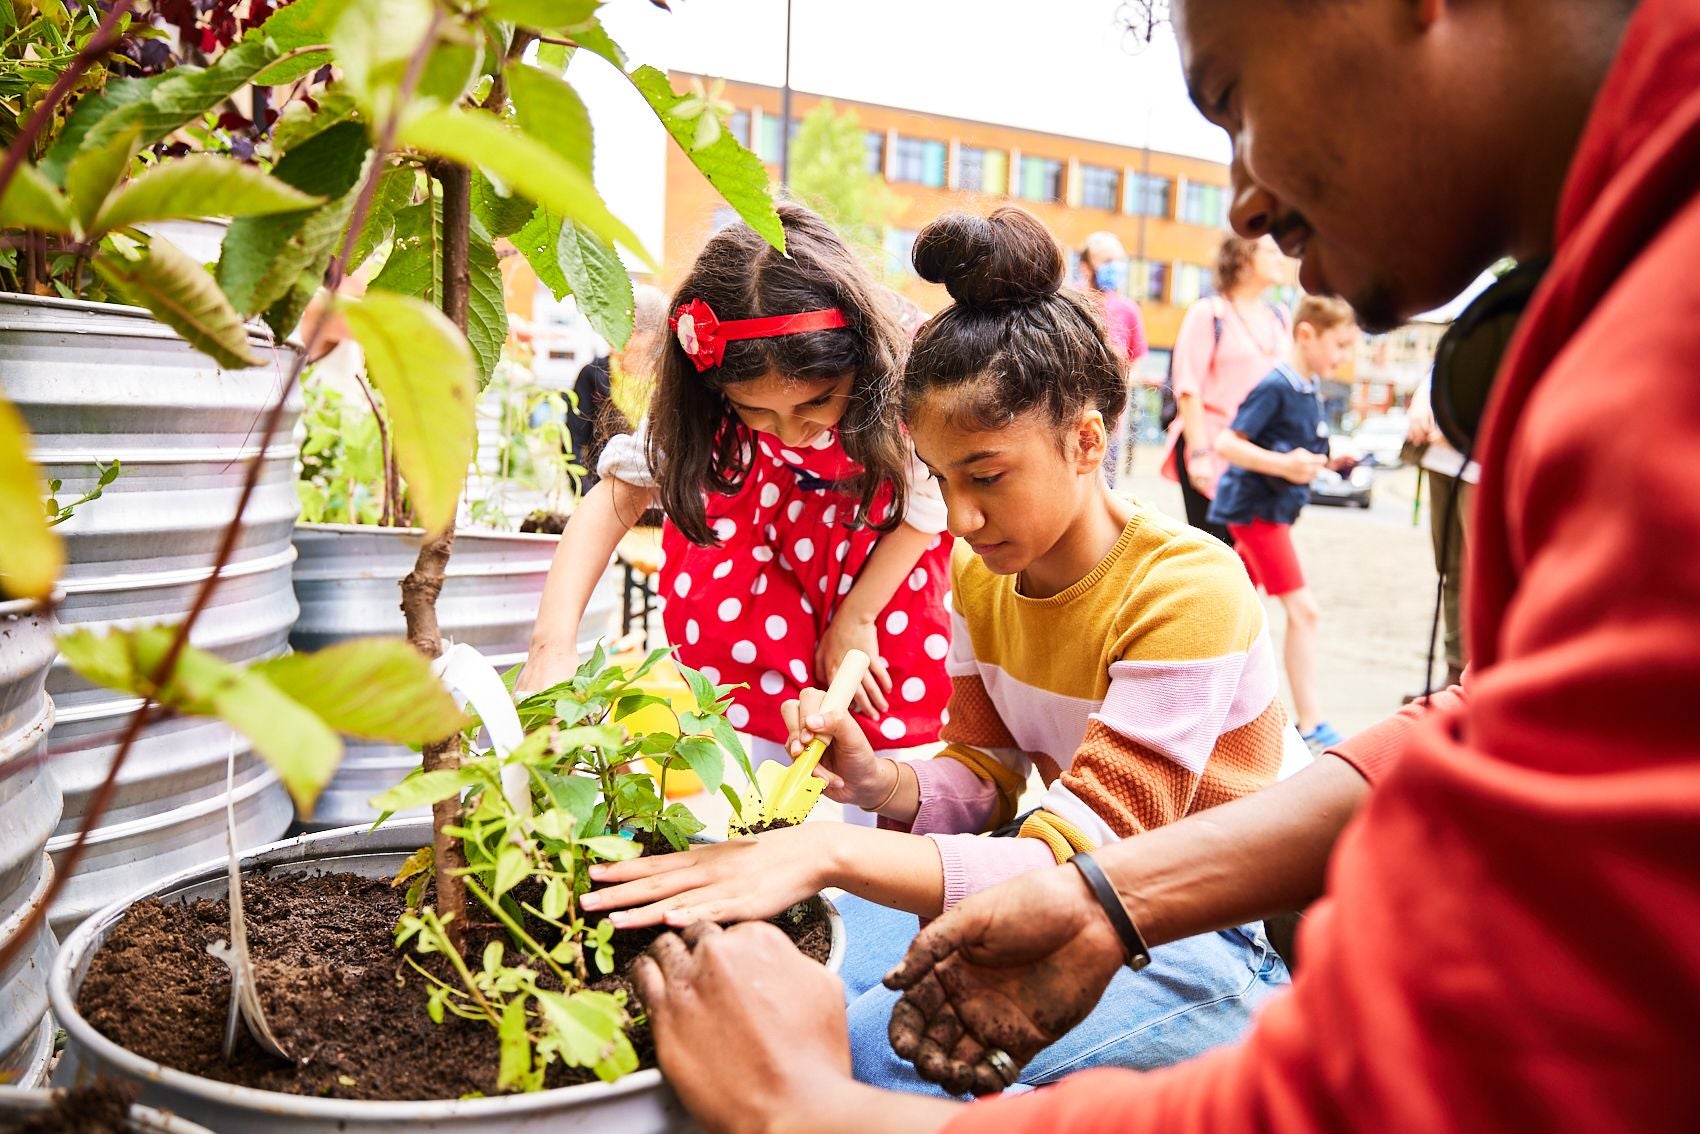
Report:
786,100,897,264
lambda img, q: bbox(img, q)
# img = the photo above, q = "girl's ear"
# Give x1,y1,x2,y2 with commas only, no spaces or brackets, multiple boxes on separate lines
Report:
1072,408,1108,473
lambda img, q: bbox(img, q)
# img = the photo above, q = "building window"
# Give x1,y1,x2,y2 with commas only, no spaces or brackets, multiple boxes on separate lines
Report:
1123,173,1171,218
865,131,885,175
1079,164,1120,211
754,115,801,163
1171,262,1218,307
956,146,1008,195
884,227,919,279
729,110,751,147
1130,259,1169,302
891,136,947,187
1180,181,1229,227
1017,156,1064,203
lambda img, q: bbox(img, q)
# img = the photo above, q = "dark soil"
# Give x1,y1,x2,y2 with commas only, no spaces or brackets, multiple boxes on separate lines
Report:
76,865,832,1103
7,1082,137,1134
519,510,568,535
730,817,800,836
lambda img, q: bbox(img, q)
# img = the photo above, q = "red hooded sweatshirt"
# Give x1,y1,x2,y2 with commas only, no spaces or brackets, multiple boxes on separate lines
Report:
951,1,1700,1129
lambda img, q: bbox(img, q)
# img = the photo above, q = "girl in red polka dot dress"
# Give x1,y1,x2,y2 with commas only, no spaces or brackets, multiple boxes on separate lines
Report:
520,206,952,822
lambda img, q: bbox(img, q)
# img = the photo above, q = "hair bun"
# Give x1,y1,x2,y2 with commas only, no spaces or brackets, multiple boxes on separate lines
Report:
912,207,1064,307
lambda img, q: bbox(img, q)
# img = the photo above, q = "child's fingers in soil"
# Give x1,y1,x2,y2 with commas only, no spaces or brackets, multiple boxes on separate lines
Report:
587,845,704,883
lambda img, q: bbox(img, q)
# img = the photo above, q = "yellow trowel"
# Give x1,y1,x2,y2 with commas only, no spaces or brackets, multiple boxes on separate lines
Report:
731,649,871,834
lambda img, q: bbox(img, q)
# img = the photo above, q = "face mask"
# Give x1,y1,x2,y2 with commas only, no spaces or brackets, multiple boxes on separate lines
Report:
1093,259,1129,294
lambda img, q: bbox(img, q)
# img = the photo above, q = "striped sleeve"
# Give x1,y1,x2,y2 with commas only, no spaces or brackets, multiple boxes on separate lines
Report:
934,602,1031,831
1022,536,1285,857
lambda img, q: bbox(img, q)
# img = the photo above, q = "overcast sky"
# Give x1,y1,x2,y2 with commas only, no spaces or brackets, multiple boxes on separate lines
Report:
569,0,1229,260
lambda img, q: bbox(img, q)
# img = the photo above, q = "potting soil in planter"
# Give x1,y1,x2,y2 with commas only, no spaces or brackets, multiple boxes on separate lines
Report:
3,1082,138,1134
75,867,832,1102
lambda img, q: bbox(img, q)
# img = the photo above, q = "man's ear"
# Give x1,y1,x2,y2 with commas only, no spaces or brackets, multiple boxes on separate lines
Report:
1073,408,1108,473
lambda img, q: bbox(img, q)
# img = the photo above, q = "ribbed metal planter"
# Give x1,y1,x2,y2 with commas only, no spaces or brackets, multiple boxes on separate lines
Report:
0,598,61,1090
0,295,301,937
0,1089,216,1134
50,818,844,1132
288,524,621,830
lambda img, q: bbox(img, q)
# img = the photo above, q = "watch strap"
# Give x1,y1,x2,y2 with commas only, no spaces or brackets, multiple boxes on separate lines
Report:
1070,851,1152,971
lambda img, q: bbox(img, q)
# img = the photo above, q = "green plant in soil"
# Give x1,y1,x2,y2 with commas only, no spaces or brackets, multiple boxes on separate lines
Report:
368,645,757,1089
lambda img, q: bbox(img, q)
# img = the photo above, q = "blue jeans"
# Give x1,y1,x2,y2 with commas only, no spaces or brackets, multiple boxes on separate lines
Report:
837,894,1289,1096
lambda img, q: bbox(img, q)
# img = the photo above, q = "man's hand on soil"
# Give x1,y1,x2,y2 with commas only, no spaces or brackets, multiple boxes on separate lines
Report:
634,921,852,1134
884,864,1125,1095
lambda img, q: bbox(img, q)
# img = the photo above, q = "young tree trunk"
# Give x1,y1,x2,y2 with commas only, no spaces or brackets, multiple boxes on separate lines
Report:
400,159,474,950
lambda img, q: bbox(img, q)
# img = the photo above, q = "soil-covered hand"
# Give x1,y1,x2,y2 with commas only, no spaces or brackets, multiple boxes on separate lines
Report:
816,611,892,718
782,691,888,808
582,824,836,929
635,921,852,1134
883,864,1125,1095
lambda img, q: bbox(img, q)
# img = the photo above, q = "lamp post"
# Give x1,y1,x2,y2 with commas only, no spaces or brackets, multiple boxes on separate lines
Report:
779,0,794,187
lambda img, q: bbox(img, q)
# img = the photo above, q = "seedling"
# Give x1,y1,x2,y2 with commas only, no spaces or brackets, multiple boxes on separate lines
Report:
731,650,870,834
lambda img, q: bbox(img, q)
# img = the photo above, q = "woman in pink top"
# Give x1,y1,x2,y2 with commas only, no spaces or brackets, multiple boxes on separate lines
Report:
1161,234,1290,545
1080,232,1149,486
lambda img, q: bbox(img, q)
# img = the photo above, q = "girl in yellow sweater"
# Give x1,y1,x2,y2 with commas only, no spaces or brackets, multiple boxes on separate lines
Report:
585,207,1297,1094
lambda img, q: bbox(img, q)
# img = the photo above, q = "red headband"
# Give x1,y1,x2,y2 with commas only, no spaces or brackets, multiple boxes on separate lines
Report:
669,297,849,373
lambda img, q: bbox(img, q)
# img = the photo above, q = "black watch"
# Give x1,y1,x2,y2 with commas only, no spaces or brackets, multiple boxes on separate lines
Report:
1069,851,1152,971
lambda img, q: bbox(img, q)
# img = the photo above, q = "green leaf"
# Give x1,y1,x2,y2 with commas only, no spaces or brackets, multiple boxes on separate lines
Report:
349,166,418,275
533,989,635,1083
541,876,570,920
251,47,334,87
338,291,477,535
257,0,339,50
719,781,746,819
369,767,480,812
673,736,724,797
80,39,280,160
506,63,592,169
272,91,360,155
41,76,165,184
95,156,323,233
466,238,508,386
94,238,261,370
216,120,370,318
64,124,141,233
57,625,343,815
471,171,534,239
513,205,570,300
497,995,531,1091
0,397,63,600
579,835,641,863
539,772,598,827
329,0,436,114
394,106,652,267
390,844,434,887
482,0,600,32
0,163,76,235
251,639,470,743
493,842,528,898
624,64,782,251
662,802,706,839
556,220,633,348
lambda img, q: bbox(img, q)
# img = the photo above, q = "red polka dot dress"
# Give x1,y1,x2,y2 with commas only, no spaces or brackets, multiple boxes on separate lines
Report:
657,426,952,749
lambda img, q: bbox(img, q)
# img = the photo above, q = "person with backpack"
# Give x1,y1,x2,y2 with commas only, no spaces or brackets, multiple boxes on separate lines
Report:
1159,235,1291,545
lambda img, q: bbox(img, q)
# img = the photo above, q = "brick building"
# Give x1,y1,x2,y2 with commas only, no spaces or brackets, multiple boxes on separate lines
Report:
662,74,1276,371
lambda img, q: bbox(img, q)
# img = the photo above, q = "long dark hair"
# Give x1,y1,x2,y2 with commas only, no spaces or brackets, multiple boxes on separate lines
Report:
904,207,1126,436
645,204,909,545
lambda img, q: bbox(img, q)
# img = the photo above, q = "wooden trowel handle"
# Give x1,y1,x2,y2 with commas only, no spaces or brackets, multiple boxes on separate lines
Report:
820,649,872,715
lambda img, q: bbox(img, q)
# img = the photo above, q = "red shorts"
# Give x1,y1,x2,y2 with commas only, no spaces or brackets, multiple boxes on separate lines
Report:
1227,519,1306,596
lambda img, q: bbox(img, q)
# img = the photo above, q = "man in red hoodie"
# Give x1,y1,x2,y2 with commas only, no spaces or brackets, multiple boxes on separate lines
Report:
633,0,1700,1129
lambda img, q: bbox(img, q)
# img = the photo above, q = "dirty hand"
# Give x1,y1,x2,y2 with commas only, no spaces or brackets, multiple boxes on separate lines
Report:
514,642,579,696
1281,449,1329,484
581,823,837,929
884,864,1125,1096
635,921,853,1134
1186,449,1216,496
816,614,892,718
782,691,889,808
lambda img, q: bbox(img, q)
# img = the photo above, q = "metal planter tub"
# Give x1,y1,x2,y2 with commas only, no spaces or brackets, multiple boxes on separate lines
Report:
50,817,845,1133
0,295,302,937
0,1089,215,1134
0,598,61,1089
288,524,622,830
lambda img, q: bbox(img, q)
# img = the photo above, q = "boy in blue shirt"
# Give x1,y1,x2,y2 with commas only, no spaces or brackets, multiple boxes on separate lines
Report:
1209,295,1359,751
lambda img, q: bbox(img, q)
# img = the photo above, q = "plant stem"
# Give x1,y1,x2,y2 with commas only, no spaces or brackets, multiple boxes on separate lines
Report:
353,373,395,526
464,877,575,987
400,151,474,950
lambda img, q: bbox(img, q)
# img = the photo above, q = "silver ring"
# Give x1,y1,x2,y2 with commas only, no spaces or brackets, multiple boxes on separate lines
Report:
984,1047,1020,1087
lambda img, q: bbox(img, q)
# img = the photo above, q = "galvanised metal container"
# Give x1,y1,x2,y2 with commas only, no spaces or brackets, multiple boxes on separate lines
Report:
288,524,621,831
0,1088,216,1133
0,598,61,1089
50,818,845,1133
0,295,301,938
